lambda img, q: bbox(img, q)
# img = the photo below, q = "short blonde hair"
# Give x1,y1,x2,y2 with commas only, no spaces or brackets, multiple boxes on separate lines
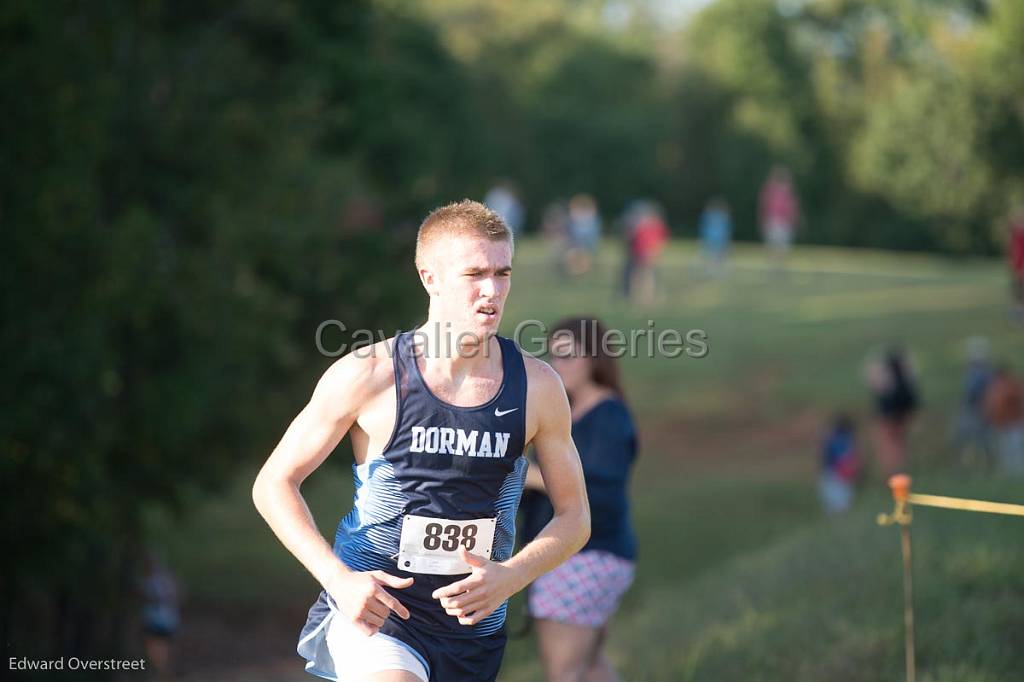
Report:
415,199,513,269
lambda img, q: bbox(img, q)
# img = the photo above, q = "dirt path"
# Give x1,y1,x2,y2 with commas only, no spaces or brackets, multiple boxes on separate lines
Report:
640,407,825,479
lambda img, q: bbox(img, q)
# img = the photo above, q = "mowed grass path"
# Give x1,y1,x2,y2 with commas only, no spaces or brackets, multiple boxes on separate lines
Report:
151,239,1023,681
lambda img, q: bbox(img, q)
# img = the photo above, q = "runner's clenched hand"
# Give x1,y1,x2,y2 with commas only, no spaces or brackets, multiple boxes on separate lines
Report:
326,567,413,636
431,548,523,626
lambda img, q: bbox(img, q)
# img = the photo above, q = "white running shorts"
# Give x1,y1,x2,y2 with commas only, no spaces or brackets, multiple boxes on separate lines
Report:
325,614,429,681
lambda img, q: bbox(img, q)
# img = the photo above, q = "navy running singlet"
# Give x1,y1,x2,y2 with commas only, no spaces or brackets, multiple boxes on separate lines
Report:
298,331,529,679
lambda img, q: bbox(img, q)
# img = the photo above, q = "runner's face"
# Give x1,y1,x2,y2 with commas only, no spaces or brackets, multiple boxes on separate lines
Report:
432,235,512,342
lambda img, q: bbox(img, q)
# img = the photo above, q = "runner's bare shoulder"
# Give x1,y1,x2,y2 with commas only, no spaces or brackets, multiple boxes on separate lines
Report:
520,352,569,439
521,353,563,393
314,337,398,419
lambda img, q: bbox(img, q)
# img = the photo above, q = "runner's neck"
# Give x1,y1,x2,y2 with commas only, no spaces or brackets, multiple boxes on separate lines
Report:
411,324,502,380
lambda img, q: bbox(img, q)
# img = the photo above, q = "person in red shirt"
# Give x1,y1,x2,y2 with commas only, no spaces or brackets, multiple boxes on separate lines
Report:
630,206,669,306
1009,207,1024,321
759,165,799,270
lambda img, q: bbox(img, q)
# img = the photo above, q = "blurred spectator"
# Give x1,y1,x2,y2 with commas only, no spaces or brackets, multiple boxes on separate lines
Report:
485,180,525,236
139,549,181,678
618,200,646,298
1009,207,1024,322
952,336,994,469
818,414,860,514
865,347,919,476
983,366,1024,475
759,165,799,269
522,318,638,682
541,200,571,278
699,197,732,277
631,203,670,306
566,194,602,275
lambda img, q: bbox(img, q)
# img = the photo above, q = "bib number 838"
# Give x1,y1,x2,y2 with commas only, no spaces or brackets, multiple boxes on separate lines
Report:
423,522,477,552
398,515,494,574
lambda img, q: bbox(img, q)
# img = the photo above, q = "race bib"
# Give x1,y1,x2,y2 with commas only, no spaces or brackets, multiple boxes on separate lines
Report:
397,515,496,575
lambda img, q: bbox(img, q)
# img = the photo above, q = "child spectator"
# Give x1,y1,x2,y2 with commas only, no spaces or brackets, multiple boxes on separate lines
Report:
984,366,1024,475
818,414,860,513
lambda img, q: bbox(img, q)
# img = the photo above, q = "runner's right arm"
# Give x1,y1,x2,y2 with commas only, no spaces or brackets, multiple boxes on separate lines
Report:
252,346,412,635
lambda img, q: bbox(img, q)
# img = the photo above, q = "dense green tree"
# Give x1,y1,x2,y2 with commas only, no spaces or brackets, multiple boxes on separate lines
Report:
1,0,423,660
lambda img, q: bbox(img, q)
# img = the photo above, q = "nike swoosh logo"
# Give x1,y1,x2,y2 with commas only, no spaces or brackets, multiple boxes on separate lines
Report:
494,407,519,417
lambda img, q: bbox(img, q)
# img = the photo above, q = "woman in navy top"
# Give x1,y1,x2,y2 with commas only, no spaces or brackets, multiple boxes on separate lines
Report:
522,317,638,681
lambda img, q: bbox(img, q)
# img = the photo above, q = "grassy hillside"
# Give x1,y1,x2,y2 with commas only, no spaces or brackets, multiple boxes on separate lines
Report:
149,238,1024,681
501,473,1024,682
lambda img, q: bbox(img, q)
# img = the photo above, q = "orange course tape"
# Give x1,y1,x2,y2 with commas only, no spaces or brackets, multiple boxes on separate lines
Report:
885,475,1024,517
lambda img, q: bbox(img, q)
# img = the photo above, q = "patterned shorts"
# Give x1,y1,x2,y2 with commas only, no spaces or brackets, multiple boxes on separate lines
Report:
528,550,636,628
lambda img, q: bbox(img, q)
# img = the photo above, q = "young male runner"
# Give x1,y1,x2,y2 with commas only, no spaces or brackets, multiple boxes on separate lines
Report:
253,200,591,681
